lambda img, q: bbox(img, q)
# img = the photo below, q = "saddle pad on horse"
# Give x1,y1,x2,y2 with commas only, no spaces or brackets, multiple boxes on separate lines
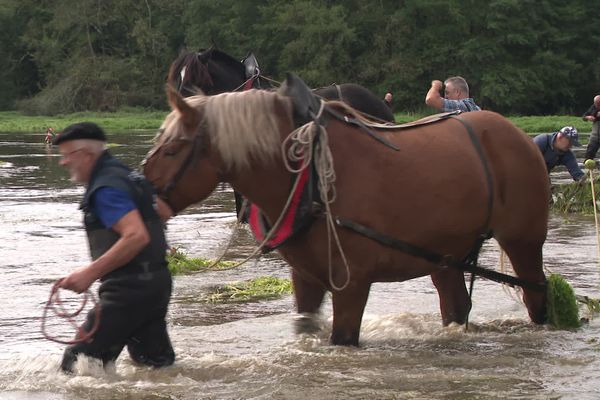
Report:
277,73,323,126
248,158,318,253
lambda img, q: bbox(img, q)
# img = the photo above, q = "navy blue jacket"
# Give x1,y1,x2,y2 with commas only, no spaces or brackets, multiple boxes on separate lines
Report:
533,132,584,181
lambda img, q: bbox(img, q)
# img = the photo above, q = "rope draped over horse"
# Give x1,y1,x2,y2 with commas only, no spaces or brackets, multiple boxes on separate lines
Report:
143,74,550,346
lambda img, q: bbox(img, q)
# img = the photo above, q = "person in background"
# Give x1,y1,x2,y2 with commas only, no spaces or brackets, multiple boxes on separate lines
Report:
583,95,600,161
533,126,585,182
383,92,393,110
425,76,481,112
44,127,55,144
53,122,175,374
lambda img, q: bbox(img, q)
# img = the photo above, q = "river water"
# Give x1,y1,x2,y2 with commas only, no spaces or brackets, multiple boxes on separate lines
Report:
1,131,600,399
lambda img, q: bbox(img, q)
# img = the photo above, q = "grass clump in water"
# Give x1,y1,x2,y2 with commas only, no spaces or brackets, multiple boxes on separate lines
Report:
546,274,581,330
551,177,598,214
204,276,292,303
166,247,237,275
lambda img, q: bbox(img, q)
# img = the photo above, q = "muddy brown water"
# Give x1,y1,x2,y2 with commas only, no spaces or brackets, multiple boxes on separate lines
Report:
1,131,600,399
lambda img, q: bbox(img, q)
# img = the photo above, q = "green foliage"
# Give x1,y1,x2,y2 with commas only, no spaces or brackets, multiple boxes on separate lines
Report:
204,276,293,303
2,0,600,115
17,56,163,115
551,175,599,215
546,274,581,330
166,247,237,275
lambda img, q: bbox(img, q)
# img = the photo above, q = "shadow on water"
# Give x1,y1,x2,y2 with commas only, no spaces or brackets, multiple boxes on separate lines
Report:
1,131,600,399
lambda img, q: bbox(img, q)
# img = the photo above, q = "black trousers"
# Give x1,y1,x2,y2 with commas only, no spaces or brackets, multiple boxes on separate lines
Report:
585,121,600,160
61,267,175,373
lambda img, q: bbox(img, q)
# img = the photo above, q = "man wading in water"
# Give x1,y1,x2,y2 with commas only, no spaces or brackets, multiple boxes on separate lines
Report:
54,122,175,373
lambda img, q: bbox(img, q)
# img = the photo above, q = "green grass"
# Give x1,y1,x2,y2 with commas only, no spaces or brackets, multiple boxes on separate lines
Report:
508,115,590,137
393,111,590,137
546,273,581,330
551,173,600,214
0,109,168,133
166,247,237,275
203,276,293,303
0,109,593,135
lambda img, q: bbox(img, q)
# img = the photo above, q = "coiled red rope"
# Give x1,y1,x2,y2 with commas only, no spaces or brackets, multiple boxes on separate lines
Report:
41,279,101,344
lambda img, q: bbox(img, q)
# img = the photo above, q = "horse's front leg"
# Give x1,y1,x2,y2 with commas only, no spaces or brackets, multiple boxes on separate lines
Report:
430,268,471,325
330,282,371,346
291,270,326,334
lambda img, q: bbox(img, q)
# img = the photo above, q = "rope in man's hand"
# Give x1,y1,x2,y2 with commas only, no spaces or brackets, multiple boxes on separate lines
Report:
41,279,101,344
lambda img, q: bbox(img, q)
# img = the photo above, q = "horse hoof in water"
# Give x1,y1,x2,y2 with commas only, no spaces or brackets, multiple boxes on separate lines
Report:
293,312,321,334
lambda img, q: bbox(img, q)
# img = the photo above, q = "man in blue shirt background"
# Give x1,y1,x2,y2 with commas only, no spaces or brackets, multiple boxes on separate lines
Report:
425,76,481,112
533,126,585,182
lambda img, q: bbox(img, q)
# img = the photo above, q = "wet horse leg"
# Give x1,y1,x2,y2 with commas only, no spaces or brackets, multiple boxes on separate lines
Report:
496,239,546,324
291,270,326,333
330,283,371,346
430,269,471,325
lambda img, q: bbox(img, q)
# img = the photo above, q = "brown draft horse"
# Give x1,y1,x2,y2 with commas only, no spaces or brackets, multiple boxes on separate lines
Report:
143,84,550,346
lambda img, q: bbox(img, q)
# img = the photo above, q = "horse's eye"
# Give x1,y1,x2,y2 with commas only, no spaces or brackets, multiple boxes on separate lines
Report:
164,149,177,157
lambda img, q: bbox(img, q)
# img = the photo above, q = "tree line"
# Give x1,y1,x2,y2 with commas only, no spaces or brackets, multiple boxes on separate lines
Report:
2,0,599,115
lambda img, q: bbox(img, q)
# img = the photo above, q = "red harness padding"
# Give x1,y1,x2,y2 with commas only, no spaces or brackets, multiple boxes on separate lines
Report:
243,76,255,91
248,162,316,252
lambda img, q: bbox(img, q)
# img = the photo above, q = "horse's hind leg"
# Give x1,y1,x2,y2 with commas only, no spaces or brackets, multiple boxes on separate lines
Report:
292,270,326,333
496,239,546,323
430,269,471,325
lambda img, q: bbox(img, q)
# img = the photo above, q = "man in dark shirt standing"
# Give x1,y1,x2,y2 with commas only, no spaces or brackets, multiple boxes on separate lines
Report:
583,95,600,161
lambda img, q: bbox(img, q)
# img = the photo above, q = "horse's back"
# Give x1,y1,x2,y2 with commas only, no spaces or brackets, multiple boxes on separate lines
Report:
458,111,550,238
325,110,548,249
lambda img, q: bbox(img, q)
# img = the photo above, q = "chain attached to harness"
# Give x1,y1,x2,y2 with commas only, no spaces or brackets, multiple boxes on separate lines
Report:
41,279,101,345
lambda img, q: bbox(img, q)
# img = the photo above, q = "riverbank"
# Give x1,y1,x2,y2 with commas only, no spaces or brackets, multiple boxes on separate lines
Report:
0,110,591,136
0,109,167,133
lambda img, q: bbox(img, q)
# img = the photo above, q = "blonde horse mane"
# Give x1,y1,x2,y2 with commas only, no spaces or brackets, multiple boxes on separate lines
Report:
159,90,375,172
161,90,292,171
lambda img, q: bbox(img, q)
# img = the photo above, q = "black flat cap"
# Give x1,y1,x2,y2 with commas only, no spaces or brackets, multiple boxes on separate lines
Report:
53,122,107,145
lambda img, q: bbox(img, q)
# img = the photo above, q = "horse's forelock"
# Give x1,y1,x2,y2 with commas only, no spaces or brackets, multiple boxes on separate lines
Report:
168,52,214,92
157,91,290,170
182,54,212,91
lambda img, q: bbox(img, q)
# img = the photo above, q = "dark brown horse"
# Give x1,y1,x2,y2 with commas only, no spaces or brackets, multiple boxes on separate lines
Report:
167,47,396,123
143,81,550,346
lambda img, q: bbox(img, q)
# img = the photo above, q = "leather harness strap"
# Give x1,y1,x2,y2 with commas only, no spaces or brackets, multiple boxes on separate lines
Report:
450,115,495,233
334,217,546,292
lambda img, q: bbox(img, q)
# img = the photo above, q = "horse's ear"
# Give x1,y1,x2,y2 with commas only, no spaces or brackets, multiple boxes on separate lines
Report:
166,85,201,134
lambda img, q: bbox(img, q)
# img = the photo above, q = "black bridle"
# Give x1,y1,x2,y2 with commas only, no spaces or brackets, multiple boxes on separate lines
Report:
142,133,204,205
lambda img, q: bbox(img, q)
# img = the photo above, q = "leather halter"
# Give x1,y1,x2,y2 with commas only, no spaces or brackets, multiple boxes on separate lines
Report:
148,133,204,205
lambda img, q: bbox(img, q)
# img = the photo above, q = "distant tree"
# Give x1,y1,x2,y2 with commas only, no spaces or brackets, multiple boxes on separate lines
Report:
15,0,186,114
257,0,357,87
2,0,599,115
0,1,42,110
